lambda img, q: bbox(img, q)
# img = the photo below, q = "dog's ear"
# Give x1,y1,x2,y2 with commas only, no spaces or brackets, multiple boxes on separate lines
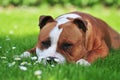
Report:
73,18,87,32
39,15,54,29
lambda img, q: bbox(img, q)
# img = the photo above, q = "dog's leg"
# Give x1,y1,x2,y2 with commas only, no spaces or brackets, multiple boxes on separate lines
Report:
20,47,36,58
28,47,36,53
86,40,109,63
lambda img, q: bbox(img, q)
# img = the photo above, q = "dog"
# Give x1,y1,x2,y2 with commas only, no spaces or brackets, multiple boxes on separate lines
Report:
20,11,120,65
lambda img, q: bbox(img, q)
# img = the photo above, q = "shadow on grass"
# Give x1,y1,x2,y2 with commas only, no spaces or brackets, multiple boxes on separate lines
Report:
0,33,38,57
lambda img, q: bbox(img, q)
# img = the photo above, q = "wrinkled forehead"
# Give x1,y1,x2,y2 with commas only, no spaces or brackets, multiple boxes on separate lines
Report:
40,13,81,41
53,13,81,34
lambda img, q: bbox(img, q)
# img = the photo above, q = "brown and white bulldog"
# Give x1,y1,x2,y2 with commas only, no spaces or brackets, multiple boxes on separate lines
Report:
20,11,120,65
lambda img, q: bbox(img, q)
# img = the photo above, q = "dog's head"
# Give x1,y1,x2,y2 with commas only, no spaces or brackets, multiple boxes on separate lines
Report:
36,14,89,64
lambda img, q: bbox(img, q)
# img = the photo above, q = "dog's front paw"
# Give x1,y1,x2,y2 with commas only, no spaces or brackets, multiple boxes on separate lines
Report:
76,59,91,66
20,51,31,58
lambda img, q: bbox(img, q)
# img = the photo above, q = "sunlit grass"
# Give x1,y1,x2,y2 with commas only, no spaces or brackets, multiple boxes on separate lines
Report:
0,6,120,80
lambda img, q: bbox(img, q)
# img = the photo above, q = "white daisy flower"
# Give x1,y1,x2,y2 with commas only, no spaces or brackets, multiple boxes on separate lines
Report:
31,56,37,60
34,70,42,76
51,64,55,67
1,56,7,59
33,61,40,65
12,47,16,50
8,61,16,67
14,57,21,61
20,62,28,65
19,66,27,71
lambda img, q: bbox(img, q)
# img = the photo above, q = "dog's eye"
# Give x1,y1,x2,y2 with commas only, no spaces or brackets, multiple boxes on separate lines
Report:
61,43,73,50
41,40,51,48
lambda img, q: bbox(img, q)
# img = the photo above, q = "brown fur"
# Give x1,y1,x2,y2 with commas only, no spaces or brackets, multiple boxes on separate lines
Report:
26,12,120,63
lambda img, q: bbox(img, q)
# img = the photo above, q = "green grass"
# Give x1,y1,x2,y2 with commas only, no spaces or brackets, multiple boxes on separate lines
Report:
0,5,120,80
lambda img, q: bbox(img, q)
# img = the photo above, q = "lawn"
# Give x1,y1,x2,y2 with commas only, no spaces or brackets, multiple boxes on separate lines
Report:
0,5,120,80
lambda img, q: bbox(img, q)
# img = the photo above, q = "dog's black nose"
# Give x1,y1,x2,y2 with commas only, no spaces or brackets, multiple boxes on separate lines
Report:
46,57,59,64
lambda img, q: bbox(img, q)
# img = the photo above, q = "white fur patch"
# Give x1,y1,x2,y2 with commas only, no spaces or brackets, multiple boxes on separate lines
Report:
36,13,81,64
20,51,30,58
50,26,63,46
76,59,91,66
56,13,81,25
